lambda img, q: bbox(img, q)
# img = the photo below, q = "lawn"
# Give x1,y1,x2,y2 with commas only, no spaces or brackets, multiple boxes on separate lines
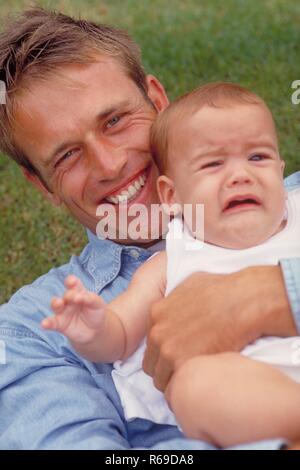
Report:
0,0,299,303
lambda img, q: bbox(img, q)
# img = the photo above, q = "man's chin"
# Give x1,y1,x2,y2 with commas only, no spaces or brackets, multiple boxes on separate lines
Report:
99,227,164,245
95,204,169,244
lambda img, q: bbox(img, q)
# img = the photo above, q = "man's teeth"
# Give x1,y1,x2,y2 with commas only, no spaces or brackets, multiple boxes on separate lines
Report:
105,173,146,204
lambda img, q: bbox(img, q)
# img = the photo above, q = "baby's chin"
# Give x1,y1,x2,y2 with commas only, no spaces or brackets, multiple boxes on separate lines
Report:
204,210,286,250
205,227,279,250
214,236,268,250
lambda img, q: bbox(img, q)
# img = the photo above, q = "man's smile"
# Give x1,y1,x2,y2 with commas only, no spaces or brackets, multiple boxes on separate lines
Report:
103,168,148,204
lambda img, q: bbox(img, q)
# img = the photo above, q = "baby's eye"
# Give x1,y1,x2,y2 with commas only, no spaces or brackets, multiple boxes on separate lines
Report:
249,154,267,161
201,160,223,169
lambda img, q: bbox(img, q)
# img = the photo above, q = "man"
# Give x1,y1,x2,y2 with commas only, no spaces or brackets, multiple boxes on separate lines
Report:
0,8,299,449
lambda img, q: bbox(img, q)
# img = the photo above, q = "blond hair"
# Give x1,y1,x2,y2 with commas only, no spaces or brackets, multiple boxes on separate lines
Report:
150,82,267,174
0,7,147,176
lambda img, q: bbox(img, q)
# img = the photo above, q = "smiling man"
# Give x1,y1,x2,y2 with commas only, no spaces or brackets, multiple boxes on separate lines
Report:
0,8,299,450
13,59,164,241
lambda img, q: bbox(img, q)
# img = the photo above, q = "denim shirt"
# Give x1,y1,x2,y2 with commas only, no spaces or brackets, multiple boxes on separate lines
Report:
0,172,299,450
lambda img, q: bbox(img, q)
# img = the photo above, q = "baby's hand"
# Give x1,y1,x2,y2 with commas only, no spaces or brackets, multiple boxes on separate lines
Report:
42,275,106,344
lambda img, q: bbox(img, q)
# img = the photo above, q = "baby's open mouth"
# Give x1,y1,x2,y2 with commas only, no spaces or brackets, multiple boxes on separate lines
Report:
225,198,259,210
223,195,261,213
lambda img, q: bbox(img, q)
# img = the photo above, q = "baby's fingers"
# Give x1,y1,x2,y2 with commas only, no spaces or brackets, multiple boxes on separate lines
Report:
63,289,86,305
69,290,106,314
41,315,61,332
65,275,84,291
51,296,65,314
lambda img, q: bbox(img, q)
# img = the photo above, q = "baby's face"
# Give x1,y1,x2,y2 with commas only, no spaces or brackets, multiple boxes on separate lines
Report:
165,104,286,249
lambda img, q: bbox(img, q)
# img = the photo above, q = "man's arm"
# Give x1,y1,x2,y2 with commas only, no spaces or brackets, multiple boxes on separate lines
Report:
143,265,297,391
0,315,129,449
280,258,300,334
0,278,224,451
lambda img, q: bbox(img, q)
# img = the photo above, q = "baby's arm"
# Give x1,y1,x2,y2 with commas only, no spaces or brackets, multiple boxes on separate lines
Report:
167,352,300,447
108,251,167,359
42,252,166,362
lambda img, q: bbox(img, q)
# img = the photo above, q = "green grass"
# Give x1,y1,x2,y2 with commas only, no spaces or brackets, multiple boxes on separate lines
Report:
0,0,300,303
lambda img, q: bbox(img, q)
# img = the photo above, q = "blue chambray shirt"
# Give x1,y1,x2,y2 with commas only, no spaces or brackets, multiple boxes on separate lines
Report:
0,172,299,450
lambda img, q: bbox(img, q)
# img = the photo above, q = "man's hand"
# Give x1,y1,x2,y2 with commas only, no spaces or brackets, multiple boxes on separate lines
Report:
143,265,296,392
286,441,300,450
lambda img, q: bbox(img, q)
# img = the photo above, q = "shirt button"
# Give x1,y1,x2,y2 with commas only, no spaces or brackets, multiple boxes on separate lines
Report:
129,249,140,259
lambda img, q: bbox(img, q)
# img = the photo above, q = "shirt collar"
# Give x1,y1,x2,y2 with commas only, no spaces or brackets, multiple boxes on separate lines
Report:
85,230,122,292
85,230,163,292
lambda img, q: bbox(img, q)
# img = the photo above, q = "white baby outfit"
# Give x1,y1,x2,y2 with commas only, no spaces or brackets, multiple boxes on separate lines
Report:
112,189,300,426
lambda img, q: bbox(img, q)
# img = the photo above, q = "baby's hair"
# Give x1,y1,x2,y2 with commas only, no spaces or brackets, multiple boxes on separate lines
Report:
150,82,267,174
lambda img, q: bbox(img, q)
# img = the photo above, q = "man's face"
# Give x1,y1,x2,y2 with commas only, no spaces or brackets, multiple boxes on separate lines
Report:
13,58,168,243
165,104,286,249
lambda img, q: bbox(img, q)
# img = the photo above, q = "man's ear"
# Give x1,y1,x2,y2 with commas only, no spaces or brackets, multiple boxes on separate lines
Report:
21,167,62,206
146,75,169,112
157,175,181,216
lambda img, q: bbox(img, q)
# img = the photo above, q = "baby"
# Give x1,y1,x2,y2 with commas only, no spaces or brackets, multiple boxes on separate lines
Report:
42,83,300,447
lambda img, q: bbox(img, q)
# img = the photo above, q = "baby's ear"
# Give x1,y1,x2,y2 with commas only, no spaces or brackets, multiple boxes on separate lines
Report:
156,175,182,217
157,175,174,205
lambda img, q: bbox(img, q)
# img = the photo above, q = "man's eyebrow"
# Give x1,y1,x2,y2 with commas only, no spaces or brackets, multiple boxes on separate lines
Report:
42,100,131,169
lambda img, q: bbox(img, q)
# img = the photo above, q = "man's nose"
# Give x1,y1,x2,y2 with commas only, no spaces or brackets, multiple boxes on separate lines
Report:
88,141,128,181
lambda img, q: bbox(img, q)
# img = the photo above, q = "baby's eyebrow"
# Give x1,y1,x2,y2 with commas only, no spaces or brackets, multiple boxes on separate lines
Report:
190,146,227,163
244,138,278,151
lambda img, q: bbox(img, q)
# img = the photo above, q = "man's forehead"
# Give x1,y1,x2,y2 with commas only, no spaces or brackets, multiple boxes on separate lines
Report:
13,57,137,128
56,56,126,83
21,57,128,96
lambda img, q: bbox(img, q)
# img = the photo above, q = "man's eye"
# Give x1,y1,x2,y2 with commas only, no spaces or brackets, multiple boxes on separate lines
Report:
106,115,121,129
201,161,222,169
249,154,266,161
55,150,75,167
